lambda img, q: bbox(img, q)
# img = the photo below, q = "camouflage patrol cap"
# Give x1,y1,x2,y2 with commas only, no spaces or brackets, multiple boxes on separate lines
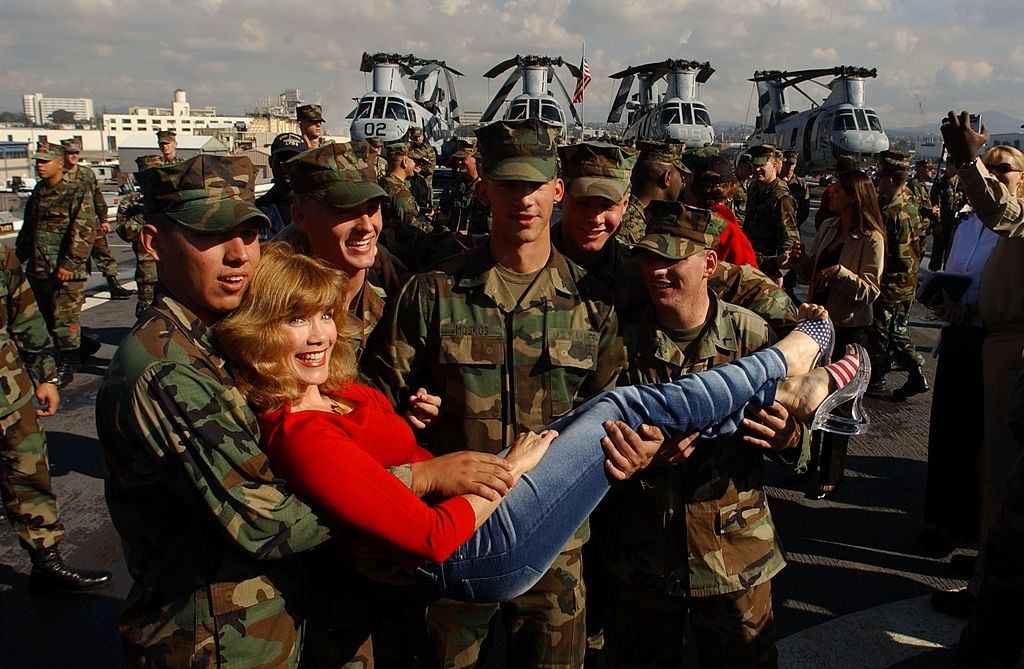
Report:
451,138,478,160
411,144,435,165
385,142,412,161
270,133,305,158
747,144,781,165
681,145,719,173
365,137,383,149
637,140,690,174
296,104,324,123
406,126,424,141
878,150,910,173
60,138,83,154
135,154,163,171
156,130,176,143
475,119,559,182
783,150,799,163
558,141,637,202
286,143,387,209
138,154,269,234
32,141,64,162
633,200,725,260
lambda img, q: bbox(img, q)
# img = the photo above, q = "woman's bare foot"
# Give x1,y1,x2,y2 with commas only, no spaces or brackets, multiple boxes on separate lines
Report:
776,368,835,423
774,304,831,377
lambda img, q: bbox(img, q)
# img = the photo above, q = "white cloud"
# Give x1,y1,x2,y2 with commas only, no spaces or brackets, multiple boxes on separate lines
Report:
867,31,919,54
811,48,839,61
936,60,994,87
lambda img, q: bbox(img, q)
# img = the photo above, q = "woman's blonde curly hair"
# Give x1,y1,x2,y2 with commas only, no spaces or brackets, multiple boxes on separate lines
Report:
214,241,357,412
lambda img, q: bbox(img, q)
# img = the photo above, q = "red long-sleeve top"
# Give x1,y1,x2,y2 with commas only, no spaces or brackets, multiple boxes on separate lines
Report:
257,383,476,563
712,203,759,268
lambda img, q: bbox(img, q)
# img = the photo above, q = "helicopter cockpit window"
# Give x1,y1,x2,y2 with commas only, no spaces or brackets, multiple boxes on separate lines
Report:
680,104,694,125
854,109,868,131
372,97,386,118
693,106,712,126
508,101,529,120
660,105,681,125
540,100,562,124
355,100,373,119
406,105,417,124
865,110,883,131
835,112,857,131
385,99,408,121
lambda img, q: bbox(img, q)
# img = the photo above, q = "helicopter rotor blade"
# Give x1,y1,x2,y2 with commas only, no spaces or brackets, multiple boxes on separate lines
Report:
607,74,635,123
480,68,522,122
444,67,461,123
483,57,521,79
552,71,583,127
440,60,465,77
411,62,441,80
696,63,716,84
564,60,582,79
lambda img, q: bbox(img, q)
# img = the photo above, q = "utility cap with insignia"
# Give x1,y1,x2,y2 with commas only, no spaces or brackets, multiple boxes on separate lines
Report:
286,143,387,209
60,138,82,154
747,144,780,165
138,154,268,234
135,154,163,171
451,138,478,159
475,119,559,183
878,150,910,173
412,144,435,166
270,133,305,158
33,141,64,162
296,104,324,123
385,142,411,161
558,141,637,202
782,150,799,163
156,130,176,143
694,155,736,185
637,140,690,174
633,201,725,260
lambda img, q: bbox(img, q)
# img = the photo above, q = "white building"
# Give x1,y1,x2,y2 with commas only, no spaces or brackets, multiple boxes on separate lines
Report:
991,132,1024,151
102,90,249,138
22,92,95,124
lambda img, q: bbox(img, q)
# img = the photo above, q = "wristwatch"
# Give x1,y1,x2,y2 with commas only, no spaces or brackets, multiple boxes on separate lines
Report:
956,157,978,171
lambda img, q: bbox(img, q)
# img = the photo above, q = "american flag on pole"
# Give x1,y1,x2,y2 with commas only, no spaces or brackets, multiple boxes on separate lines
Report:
572,57,591,104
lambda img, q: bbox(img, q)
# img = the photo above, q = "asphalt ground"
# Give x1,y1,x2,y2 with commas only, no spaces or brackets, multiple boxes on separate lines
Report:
0,210,1009,668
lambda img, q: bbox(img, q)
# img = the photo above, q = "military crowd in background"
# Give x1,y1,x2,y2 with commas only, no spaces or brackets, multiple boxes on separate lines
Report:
1,101,1022,669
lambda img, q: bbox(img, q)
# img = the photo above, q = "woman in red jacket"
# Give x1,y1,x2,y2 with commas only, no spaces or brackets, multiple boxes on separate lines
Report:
691,155,759,268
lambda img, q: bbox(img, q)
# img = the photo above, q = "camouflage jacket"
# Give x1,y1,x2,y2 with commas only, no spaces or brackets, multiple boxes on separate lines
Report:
367,241,625,548
0,243,57,416
786,175,811,226
732,180,749,223
619,194,647,247
114,189,157,263
381,173,426,231
97,293,333,668
907,178,937,226
16,177,98,280
604,296,797,597
65,164,108,223
437,176,490,235
878,190,922,303
932,174,966,230
743,178,799,278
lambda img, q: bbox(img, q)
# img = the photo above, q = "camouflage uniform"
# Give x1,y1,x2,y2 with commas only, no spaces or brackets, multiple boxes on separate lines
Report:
97,155,334,668
115,156,163,317
786,174,811,227
367,120,624,669
870,186,925,383
733,180,749,223
381,143,429,232
437,141,490,236
64,161,119,280
0,242,62,551
15,142,98,354
743,147,799,279
929,172,965,270
907,168,937,272
619,194,647,246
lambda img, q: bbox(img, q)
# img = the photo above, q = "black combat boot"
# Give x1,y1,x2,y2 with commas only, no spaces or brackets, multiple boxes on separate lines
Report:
106,275,135,300
29,547,112,593
80,335,102,367
893,365,929,401
55,349,78,388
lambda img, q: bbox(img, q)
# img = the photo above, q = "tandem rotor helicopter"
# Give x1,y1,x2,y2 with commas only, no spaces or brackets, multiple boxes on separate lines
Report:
607,59,716,145
480,55,584,134
347,52,463,150
746,66,890,172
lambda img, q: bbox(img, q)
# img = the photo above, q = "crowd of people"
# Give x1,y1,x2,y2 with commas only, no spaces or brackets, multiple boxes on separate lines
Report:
0,105,1021,669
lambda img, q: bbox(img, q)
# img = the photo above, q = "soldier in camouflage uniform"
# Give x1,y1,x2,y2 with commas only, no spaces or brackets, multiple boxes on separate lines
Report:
602,201,806,668
619,140,689,246
368,119,626,669
115,155,163,318
907,159,939,270
868,150,928,400
366,138,388,181
743,145,800,281
156,130,179,164
781,150,811,226
255,132,304,240
409,143,436,219
732,152,753,223
61,139,134,301
380,142,428,232
0,241,111,593
929,161,966,270
436,139,491,236
297,103,330,150
15,142,99,387
97,154,338,668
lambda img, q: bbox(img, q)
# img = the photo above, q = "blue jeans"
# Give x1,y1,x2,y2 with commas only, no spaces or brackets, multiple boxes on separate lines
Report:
416,347,788,602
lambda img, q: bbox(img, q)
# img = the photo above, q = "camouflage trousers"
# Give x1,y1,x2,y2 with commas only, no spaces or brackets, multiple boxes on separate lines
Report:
602,576,777,669
0,400,63,552
90,231,118,278
955,446,1024,668
425,547,586,669
869,299,925,378
28,277,86,352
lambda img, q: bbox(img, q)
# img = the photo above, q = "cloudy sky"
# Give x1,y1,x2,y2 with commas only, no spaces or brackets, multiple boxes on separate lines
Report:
2,0,1021,131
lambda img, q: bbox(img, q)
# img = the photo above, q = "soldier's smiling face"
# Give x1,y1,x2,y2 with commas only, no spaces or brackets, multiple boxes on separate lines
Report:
755,158,780,183
292,195,383,275
561,193,629,255
639,249,717,317
480,177,563,247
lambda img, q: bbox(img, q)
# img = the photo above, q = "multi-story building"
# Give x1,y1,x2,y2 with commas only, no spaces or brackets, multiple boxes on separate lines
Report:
102,90,249,137
22,93,95,125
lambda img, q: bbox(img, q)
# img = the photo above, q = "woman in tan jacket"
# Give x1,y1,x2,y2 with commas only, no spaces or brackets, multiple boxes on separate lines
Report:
787,169,885,497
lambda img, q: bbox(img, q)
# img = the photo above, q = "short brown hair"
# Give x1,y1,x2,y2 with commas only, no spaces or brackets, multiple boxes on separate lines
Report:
214,241,357,412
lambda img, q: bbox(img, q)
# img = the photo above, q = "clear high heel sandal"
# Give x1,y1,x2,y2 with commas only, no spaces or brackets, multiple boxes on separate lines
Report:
810,343,872,436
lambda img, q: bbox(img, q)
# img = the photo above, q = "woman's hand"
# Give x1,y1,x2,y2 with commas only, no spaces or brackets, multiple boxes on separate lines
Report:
405,388,441,429
777,243,803,270
808,264,841,297
410,451,516,501
602,421,664,479
933,297,968,325
505,430,558,478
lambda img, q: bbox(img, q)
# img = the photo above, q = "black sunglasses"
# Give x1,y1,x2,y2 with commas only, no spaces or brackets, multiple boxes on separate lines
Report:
984,163,1022,175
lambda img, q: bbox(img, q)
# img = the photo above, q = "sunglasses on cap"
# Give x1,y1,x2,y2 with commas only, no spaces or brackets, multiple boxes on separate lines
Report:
984,162,1022,175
